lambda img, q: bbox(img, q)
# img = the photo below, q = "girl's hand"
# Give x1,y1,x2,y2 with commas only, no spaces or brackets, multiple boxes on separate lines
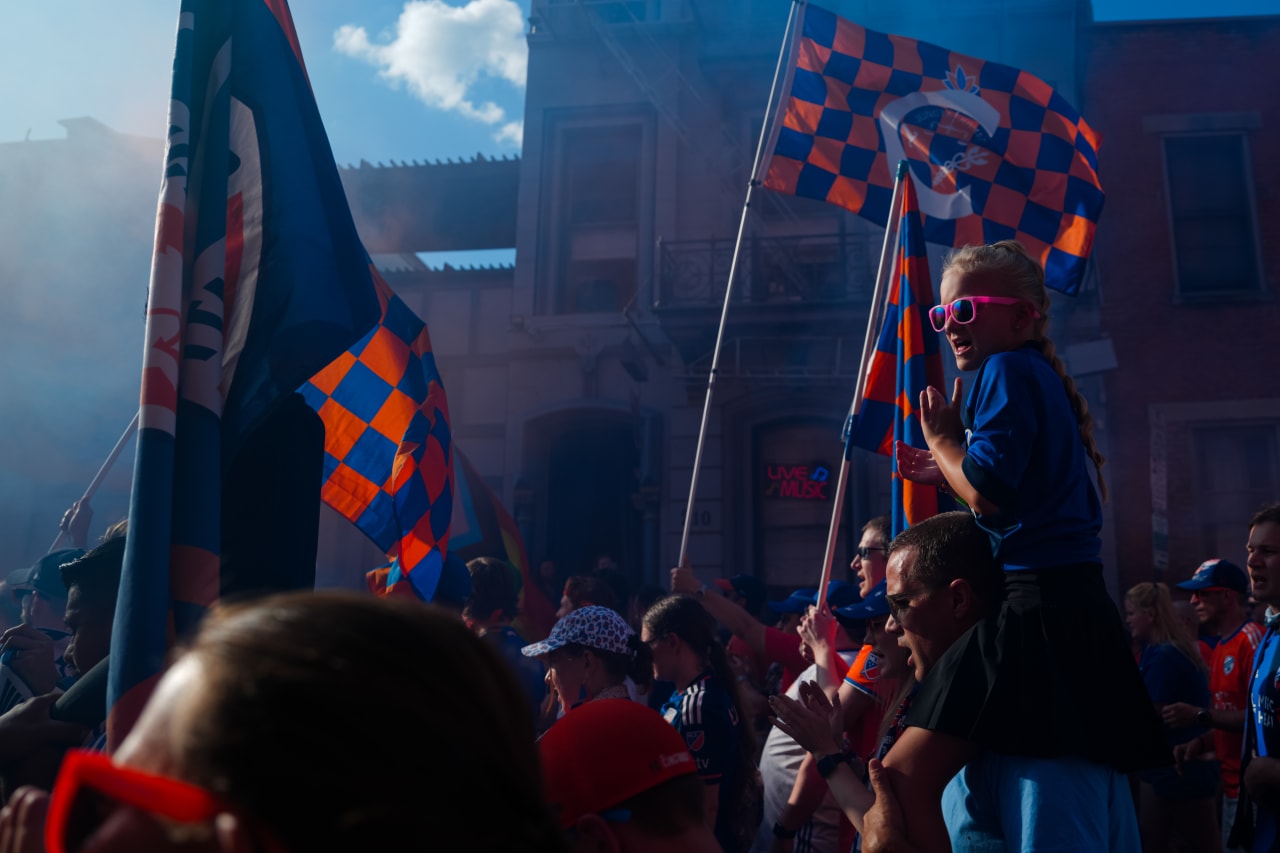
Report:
895,441,945,487
918,379,965,448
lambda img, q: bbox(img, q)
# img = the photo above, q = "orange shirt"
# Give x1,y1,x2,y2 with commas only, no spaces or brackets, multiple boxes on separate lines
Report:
1210,620,1265,797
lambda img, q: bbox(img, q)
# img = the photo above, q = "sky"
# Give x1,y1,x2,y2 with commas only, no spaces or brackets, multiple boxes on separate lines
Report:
1,0,1273,166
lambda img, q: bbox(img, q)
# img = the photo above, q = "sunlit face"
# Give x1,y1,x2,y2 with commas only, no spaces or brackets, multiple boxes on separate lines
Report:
851,530,888,598
1247,522,1280,608
938,270,1035,371
865,616,907,680
1123,600,1154,644
883,549,959,682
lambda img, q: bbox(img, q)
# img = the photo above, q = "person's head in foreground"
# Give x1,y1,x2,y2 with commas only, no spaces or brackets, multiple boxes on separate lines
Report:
24,591,565,853
539,699,719,852
884,511,1003,682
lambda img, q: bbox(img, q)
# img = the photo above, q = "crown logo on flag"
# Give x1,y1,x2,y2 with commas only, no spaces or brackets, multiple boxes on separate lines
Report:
944,65,981,95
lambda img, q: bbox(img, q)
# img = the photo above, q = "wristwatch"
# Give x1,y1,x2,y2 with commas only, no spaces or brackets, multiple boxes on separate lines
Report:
816,750,853,779
1196,708,1213,727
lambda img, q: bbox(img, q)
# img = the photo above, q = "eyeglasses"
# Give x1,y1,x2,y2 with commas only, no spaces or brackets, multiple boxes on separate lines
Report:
885,588,937,622
928,297,1040,333
855,546,885,560
46,750,285,853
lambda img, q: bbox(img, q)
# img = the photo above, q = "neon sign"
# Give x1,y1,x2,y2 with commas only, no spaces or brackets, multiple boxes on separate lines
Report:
763,463,831,500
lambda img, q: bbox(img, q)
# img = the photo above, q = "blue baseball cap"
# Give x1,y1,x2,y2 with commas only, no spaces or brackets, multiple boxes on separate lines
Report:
1176,558,1248,596
820,580,861,610
768,588,818,614
835,581,889,621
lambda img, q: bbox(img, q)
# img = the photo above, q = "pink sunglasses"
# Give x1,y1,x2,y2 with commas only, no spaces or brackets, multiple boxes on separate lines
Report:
928,297,1040,332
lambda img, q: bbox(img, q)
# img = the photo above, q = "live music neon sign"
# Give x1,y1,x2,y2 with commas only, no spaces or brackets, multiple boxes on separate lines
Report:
763,464,831,500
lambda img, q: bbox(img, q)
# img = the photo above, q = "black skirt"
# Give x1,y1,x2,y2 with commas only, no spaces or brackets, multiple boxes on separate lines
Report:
904,563,1171,773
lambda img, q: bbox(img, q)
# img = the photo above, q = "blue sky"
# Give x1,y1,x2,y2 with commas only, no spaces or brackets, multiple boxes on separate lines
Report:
0,0,1272,169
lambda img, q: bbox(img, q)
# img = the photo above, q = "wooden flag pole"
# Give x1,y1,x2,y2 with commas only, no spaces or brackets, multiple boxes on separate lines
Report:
676,0,804,570
814,161,910,612
49,410,140,552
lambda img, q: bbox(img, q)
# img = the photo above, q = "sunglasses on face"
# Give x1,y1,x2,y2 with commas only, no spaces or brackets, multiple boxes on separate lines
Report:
855,546,885,560
928,296,1041,333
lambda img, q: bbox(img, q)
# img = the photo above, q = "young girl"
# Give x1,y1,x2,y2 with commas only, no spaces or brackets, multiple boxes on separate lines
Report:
889,240,1168,849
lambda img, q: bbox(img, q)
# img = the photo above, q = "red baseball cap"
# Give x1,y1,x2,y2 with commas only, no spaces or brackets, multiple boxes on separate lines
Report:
539,699,696,829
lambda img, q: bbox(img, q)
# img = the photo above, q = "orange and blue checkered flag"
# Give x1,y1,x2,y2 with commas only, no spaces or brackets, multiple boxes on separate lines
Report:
762,4,1103,294
301,270,453,600
845,171,945,535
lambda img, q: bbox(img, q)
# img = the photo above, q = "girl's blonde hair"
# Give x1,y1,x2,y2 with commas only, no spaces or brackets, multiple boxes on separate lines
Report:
942,240,1108,500
1124,582,1207,675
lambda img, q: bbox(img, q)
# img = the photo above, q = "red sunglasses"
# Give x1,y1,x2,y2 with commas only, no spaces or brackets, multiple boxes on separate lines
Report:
46,750,284,853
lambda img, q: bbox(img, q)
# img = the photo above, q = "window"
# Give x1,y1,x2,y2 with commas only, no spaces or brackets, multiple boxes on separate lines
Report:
546,121,646,314
1193,423,1280,559
1163,134,1263,297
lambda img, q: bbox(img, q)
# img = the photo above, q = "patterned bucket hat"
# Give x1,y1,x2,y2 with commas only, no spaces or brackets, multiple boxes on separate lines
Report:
521,605,634,657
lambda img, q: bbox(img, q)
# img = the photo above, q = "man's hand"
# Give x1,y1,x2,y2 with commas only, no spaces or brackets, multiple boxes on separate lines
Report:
1162,702,1203,730
1172,735,1211,772
768,681,843,756
58,498,94,551
0,786,50,853
862,757,924,853
670,565,701,595
800,605,837,652
0,625,58,696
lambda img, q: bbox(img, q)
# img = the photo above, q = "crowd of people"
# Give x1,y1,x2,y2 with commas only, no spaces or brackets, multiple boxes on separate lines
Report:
0,240,1276,851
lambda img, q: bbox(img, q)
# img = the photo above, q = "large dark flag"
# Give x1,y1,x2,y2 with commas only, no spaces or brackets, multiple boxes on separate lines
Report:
762,3,1104,294
846,173,945,535
110,0,382,747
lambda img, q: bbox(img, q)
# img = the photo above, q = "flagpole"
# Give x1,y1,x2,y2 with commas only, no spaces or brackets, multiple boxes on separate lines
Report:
676,0,805,569
814,161,909,611
49,410,140,552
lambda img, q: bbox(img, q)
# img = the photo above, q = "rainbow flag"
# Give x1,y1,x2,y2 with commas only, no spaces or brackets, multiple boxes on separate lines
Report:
110,0,382,747
762,3,1104,294
846,170,945,535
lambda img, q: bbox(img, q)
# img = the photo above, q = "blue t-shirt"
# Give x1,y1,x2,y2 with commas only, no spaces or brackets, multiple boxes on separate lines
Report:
662,671,742,853
1247,628,1280,852
1138,642,1212,749
484,626,547,721
942,753,1140,852
960,344,1103,570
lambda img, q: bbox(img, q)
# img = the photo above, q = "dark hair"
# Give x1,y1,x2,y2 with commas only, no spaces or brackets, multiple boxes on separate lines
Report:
559,635,653,687
862,515,891,544
833,610,870,640
60,535,127,610
464,556,520,622
1251,503,1280,529
616,773,706,836
179,592,564,852
642,595,755,805
562,575,618,613
591,565,631,618
888,511,1003,606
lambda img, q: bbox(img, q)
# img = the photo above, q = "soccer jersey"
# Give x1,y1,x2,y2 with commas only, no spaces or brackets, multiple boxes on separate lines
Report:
663,671,743,853
959,344,1103,570
1212,620,1265,798
1246,627,1280,852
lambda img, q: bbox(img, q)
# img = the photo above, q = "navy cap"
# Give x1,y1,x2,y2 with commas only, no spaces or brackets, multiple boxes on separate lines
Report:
835,581,889,621
714,574,767,614
1176,558,1248,596
768,588,818,614
7,549,84,600
818,580,861,610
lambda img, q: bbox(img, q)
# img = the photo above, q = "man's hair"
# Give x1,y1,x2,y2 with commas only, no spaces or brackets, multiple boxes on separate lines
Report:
1250,503,1280,529
617,773,706,836
888,511,1002,604
562,575,618,613
463,557,520,622
60,535,127,610
863,515,891,544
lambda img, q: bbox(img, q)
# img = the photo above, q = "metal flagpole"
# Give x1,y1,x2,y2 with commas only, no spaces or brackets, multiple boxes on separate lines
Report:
815,161,910,611
49,410,140,551
676,0,806,569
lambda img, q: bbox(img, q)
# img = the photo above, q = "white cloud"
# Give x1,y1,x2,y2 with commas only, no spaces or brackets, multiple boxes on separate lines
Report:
335,0,527,133
495,120,523,145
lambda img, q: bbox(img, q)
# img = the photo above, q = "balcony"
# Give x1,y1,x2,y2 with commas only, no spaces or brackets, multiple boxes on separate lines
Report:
654,232,875,311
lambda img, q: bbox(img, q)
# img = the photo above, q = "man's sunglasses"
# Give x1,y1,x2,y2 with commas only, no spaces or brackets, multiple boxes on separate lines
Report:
928,297,1040,333
855,546,885,560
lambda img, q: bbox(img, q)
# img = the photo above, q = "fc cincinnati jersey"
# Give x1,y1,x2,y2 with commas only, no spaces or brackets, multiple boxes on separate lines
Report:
1212,620,1264,798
